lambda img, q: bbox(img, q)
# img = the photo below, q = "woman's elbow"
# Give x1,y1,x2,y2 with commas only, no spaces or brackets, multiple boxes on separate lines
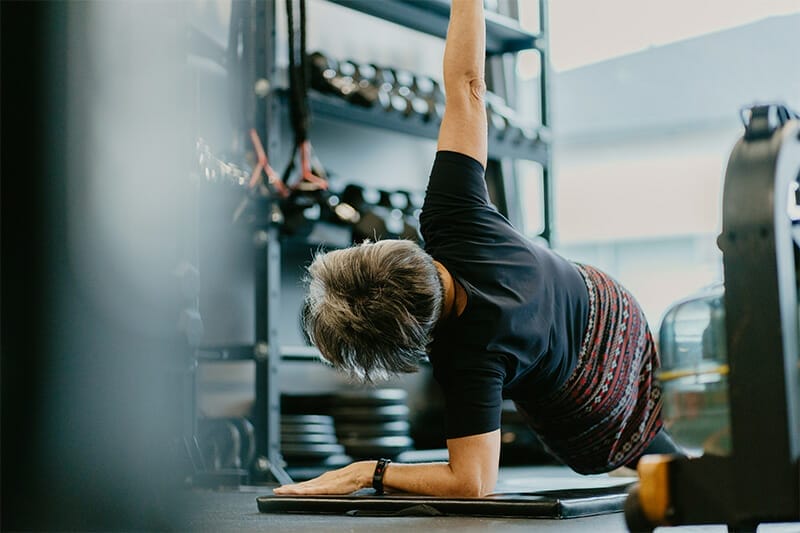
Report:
467,77,487,101
451,475,495,498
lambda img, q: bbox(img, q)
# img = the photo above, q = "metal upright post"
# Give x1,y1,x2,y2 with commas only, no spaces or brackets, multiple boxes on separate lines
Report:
252,217,291,484
537,0,553,244
486,0,552,243
251,0,291,485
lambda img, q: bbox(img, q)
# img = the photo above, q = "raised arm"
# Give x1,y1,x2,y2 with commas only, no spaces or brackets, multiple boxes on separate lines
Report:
437,0,488,168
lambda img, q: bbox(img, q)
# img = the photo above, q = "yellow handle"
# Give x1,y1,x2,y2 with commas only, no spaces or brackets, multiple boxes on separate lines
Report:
657,364,729,383
637,454,673,526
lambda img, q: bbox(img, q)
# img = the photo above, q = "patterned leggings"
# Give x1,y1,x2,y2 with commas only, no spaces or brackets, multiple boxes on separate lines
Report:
514,263,664,475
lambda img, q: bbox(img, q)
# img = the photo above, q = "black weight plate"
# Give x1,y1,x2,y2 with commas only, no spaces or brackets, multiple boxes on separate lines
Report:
339,436,414,448
335,420,410,438
285,453,352,468
284,454,354,481
280,423,336,436
339,436,413,458
281,443,346,459
333,388,408,407
281,414,335,426
281,393,334,414
281,432,339,445
331,404,409,422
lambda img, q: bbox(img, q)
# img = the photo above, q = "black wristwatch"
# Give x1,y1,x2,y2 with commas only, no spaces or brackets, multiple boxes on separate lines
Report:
372,458,392,495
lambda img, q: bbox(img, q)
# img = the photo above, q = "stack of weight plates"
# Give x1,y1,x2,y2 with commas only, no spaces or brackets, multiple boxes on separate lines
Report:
281,393,350,469
280,414,348,464
331,389,414,459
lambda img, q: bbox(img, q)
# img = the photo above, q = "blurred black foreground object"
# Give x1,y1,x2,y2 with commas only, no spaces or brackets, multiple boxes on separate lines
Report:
2,2,194,529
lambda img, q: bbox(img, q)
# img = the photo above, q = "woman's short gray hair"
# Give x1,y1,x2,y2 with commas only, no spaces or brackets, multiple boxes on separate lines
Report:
302,239,443,383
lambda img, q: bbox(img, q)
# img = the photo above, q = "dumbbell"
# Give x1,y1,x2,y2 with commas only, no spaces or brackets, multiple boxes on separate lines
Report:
338,59,379,107
376,190,406,236
485,92,539,146
397,190,424,242
387,68,415,117
325,193,360,229
197,418,242,470
486,92,512,140
350,60,381,107
413,74,443,122
335,184,370,234
227,417,256,471
399,72,433,121
308,52,366,106
338,184,396,241
394,71,436,121
195,138,249,187
280,188,331,238
313,172,349,224
505,117,536,146
372,64,396,112
308,51,340,95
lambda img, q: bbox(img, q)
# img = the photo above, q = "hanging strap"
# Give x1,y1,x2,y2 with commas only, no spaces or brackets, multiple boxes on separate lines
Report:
249,128,289,197
285,0,327,190
286,0,310,144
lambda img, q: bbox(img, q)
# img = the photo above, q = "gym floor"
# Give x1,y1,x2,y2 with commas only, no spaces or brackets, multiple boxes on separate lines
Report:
180,466,800,532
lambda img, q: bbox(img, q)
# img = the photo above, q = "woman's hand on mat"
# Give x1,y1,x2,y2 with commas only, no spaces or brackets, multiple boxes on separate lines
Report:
273,461,376,495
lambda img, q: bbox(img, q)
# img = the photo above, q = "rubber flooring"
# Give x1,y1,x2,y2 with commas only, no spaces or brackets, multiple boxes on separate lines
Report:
180,466,800,532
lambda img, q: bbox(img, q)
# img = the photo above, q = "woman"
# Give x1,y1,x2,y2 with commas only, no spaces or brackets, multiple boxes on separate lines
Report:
274,0,680,498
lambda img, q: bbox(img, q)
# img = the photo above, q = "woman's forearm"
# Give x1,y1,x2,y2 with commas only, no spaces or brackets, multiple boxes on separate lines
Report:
443,0,486,88
274,432,501,497
382,461,492,497
437,0,488,165
380,432,501,497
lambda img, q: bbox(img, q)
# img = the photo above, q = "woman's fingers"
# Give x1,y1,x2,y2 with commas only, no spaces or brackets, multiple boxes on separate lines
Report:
273,472,355,495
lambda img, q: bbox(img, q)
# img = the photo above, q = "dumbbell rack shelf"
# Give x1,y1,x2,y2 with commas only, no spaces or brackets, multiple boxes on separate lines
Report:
327,0,540,55
307,90,549,165
322,0,554,242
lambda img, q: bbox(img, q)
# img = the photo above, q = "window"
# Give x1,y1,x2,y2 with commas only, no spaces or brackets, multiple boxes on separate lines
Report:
516,1,800,330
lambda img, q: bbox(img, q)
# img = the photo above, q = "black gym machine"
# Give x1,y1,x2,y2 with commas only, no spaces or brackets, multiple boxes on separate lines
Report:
625,104,800,531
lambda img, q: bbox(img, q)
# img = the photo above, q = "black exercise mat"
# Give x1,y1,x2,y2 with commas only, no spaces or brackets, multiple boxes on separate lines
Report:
257,483,634,519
